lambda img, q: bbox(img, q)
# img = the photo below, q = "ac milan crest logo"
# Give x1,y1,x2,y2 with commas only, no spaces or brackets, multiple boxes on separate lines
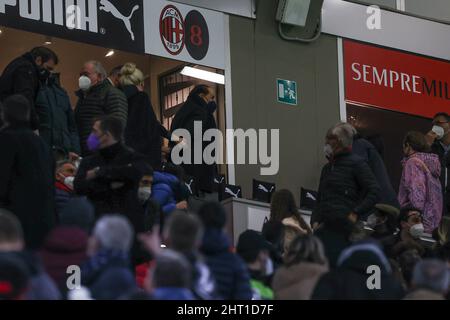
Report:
159,5,185,55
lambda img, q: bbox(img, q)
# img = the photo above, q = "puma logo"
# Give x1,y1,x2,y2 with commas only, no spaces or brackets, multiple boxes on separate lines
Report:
214,177,225,184
99,0,139,40
185,179,194,195
225,187,241,198
306,192,317,201
258,184,275,193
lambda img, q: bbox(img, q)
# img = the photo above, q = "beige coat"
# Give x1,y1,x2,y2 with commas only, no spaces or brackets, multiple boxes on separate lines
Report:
272,262,329,300
282,217,309,253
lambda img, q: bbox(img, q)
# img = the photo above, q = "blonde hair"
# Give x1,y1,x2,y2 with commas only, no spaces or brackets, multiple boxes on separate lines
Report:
120,62,144,87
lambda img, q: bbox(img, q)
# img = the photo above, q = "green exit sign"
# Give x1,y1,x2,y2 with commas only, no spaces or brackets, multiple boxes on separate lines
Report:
277,79,298,106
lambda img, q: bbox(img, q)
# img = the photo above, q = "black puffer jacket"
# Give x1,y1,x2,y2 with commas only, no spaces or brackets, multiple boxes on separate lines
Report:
353,136,399,209
75,80,128,156
312,152,380,225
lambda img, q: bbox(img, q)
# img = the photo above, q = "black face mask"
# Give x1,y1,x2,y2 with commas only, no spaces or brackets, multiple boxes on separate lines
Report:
206,101,217,114
38,67,51,82
48,73,60,86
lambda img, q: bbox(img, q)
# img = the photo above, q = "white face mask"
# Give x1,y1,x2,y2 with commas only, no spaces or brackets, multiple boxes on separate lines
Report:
410,223,425,239
366,214,378,228
432,125,445,140
64,176,75,190
138,187,152,203
79,76,92,91
324,144,333,159
264,257,274,276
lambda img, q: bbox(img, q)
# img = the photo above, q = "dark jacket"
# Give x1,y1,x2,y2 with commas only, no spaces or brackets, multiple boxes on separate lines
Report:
312,152,380,225
315,226,352,269
122,85,164,170
312,242,405,300
55,182,73,218
39,226,88,292
0,124,55,249
74,143,149,266
152,171,179,215
153,288,195,300
170,95,217,193
200,229,253,300
353,137,399,208
74,142,147,234
75,80,128,156
431,141,450,216
81,249,136,300
183,251,219,300
8,251,62,300
35,79,80,154
0,53,41,130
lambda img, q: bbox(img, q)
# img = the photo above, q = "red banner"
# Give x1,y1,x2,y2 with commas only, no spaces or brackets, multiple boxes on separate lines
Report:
344,40,450,119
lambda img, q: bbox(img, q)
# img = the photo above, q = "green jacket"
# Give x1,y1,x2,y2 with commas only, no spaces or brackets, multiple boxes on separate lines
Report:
35,82,81,155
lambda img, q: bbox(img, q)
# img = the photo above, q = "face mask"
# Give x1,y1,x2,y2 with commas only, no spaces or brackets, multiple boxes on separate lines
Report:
366,214,378,228
64,176,75,190
138,187,152,203
432,125,445,140
410,223,425,239
206,101,217,114
74,158,82,170
264,257,274,276
87,133,101,152
38,67,51,82
79,76,92,91
324,144,333,159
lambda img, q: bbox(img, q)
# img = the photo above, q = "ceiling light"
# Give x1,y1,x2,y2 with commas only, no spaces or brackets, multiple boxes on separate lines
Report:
180,66,225,85
44,36,52,45
105,49,115,57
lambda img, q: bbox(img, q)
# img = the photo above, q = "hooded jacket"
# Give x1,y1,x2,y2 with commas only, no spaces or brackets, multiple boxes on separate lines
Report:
81,249,136,300
39,226,88,291
398,152,443,233
312,242,404,300
200,229,252,300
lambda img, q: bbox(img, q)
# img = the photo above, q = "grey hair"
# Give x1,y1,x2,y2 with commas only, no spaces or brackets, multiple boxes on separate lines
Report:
412,259,449,293
327,122,356,148
93,215,134,252
86,60,107,80
152,249,192,288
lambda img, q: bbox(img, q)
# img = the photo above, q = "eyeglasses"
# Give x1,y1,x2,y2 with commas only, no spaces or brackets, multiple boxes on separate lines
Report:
433,120,448,125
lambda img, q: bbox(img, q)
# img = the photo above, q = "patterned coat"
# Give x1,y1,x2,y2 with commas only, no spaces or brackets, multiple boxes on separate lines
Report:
398,152,443,233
